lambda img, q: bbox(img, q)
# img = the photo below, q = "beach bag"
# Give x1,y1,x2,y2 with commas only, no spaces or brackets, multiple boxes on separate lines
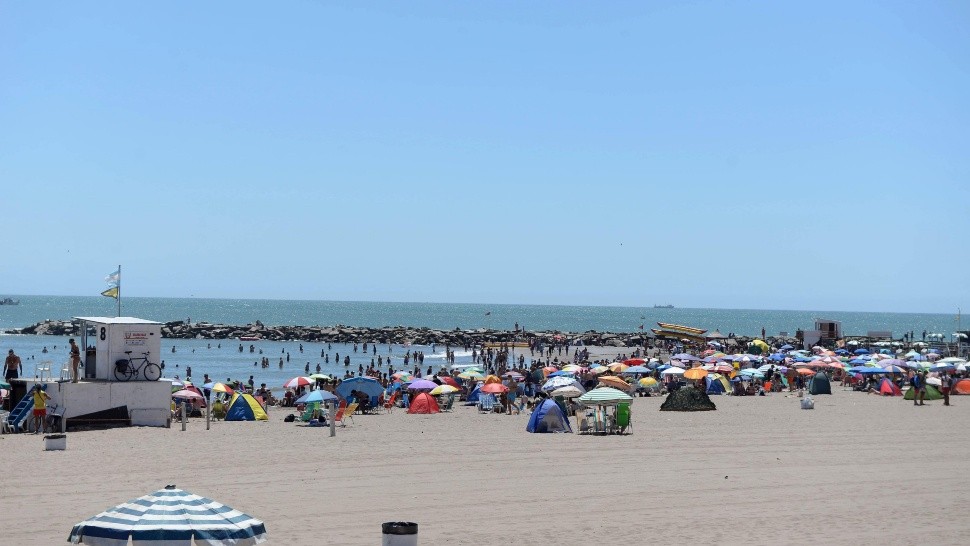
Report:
283,414,296,422
801,396,815,410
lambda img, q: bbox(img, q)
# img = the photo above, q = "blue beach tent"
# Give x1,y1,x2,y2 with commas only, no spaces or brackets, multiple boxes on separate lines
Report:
705,376,725,395
464,384,482,405
225,393,268,421
526,399,572,433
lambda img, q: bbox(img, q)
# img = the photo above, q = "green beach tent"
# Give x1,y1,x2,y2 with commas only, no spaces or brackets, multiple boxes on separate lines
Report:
903,384,943,401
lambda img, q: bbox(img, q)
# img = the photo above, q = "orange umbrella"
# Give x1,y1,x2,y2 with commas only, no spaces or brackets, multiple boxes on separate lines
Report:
481,383,509,394
542,366,558,377
608,363,629,373
796,368,815,376
484,375,502,384
598,376,633,391
683,368,709,380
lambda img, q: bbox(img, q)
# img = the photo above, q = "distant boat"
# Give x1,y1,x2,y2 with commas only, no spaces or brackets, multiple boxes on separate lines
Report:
653,304,674,309
0,297,19,305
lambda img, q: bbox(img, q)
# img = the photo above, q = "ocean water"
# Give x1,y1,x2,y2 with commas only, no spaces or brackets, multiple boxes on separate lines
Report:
0,295,962,393
0,295,962,337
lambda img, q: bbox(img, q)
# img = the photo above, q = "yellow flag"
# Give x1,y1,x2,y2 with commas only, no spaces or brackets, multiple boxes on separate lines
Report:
101,286,119,299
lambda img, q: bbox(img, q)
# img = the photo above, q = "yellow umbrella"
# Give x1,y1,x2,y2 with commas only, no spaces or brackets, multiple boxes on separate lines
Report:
484,374,502,384
608,362,629,373
430,384,459,396
683,368,709,380
598,376,633,391
638,377,658,388
458,370,484,380
562,364,583,372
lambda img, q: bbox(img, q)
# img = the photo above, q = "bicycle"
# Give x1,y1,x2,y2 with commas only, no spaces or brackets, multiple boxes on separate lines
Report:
114,351,162,381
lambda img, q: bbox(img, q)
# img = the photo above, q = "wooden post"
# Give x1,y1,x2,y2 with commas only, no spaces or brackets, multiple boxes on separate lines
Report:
181,401,187,431
206,398,210,430
329,401,336,437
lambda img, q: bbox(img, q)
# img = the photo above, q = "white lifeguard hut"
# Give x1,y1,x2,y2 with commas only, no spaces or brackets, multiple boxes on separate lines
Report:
15,317,173,428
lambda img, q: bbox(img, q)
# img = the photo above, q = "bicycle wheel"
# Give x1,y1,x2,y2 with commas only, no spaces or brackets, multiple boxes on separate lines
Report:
114,361,132,381
143,363,162,381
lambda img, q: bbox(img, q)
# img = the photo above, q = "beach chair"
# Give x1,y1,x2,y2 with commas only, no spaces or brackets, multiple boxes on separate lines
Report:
577,412,590,434
333,403,349,427
592,407,608,434
615,403,631,434
383,392,398,413
477,393,496,413
440,394,456,412
344,402,359,424
299,402,320,422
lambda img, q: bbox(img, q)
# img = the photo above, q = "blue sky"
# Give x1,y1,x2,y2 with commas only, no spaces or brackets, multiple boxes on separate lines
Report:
2,1,968,313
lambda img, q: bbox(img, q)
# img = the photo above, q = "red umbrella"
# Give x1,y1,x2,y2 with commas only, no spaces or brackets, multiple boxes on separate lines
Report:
438,376,460,388
481,383,509,394
623,358,646,366
283,376,313,389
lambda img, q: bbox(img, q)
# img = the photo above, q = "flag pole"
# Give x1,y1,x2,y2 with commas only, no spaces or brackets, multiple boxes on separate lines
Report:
117,264,122,317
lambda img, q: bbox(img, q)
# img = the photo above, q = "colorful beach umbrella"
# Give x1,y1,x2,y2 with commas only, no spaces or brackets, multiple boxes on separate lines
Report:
683,368,709,380
68,485,267,545
282,376,313,389
638,377,658,388
598,376,633,391
407,379,438,391
577,386,633,405
211,382,235,394
481,383,509,394
171,389,204,400
430,384,459,396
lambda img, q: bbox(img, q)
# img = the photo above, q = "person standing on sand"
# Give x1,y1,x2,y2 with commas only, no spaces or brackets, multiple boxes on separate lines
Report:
68,339,81,383
5,349,22,382
941,373,952,406
31,385,50,433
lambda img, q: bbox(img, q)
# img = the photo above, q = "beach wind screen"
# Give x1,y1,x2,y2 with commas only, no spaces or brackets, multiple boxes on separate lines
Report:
68,486,267,545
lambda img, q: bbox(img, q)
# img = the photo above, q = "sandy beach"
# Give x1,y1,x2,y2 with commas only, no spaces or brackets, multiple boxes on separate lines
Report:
2,370,969,546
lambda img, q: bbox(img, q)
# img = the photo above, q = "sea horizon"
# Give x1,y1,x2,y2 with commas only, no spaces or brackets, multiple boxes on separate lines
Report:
0,294,963,340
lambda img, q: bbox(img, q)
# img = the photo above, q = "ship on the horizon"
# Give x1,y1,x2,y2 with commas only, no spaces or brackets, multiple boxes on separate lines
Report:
0,297,19,305
653,304,674,309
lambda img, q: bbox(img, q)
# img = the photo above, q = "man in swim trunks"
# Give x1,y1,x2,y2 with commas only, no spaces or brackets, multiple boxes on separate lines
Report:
4,349,21,381
32,385,50,433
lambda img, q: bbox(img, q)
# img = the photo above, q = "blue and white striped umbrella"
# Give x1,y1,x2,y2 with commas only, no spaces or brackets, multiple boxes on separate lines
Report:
69,485,267,545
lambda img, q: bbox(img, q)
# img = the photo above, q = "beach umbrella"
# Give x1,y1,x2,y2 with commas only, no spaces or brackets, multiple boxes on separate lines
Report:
660,367,685,376
938,357,966,364
550,385,584,398
930,363,956,372
795,368,815,376
541,366,558,377
171,389,204,400
541,376,585,393
481,383,509,394
621,365,651,375
671,353,700,362
608,363,629,373
853,349,870,355
623,358,646,366
407,379,438,391
598,376,633,391
638,377,658,388
683,368,708,380
68,484,267,545
577,386,633,405
295,389,338,404
561,365,583,373
483,374,503,384
881,365,906,373
211,382,235,395
437,376,461,388
282,376,313,389
926,377,943,387
458,370,485,380
590,365,609,375
430,384,459,396
308,373,331,381
335,376,384,400
165,378,184,388
547,370,574,378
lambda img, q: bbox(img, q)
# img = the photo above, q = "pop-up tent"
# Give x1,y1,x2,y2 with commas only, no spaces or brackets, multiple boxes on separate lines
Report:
904,384,943,401
809,372,831,395
705,375,728,395
407,392,440,414
952,378,970,395
335,377,384,407
225,393,268,421
878,378,902,396
526,399,572,433
464,384,482,405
